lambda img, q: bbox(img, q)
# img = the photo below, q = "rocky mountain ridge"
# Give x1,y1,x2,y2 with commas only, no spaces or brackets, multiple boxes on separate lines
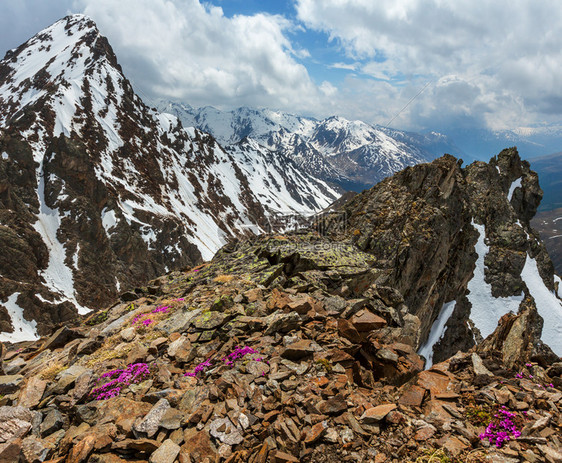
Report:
322,147,562,364
0,15,340,340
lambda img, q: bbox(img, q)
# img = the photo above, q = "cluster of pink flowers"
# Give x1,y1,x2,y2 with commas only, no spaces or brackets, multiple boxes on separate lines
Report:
479,406,521,448
184,358,213,377
515,371,554,389
184,346,266,377
222,346,260,366
131,299,183,327
90,363,150,400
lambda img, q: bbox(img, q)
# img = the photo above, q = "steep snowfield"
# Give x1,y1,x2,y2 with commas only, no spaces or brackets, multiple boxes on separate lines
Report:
33,160,90,314
418,301,457,369
520,256,562,356
226,138,339,215
0,293,39,343
467,222,524,339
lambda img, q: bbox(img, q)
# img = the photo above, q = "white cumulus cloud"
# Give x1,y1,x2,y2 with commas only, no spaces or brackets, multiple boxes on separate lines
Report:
75,0,322,112
296,0,562,130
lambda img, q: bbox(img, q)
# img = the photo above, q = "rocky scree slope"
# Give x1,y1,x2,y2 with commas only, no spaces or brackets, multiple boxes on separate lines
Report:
0,227,561,462
157,102,462,192
0,15,340,340
0,150,561,462
321,147,562,366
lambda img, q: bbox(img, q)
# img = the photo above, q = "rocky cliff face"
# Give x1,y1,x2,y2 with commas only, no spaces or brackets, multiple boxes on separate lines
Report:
322,148,562,365
0,15,340,340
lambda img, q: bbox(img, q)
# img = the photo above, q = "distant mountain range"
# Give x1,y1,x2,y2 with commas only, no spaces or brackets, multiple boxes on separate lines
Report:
154,102,463,192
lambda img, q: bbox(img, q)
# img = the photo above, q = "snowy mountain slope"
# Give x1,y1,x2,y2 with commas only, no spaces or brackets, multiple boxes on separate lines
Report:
0,15,339,340
157,102,461,191
225,138,338,214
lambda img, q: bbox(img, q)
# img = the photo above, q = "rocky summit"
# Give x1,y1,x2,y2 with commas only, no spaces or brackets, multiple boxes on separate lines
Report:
0,150,561,462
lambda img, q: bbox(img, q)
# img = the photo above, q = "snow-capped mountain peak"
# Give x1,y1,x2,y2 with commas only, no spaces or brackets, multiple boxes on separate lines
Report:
0,15,340,340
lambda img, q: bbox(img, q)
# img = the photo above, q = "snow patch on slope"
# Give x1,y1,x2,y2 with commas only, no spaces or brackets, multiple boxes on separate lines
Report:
467,221,524,339
555,274,562,299
101,208,117,235
508,178,522,201
32,161,90,314
418,300,457,369
0,293,39,343
520,256,562,356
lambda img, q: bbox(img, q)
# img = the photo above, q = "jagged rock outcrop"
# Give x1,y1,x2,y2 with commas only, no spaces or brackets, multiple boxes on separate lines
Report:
322,148,562,364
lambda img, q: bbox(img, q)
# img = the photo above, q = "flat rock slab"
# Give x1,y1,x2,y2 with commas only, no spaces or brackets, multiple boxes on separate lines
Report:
281,340,317,360
273,450,299,463
417,370,453,396
360,404,397,423
149,439,180,463
0,419,31,443
209,417,243,445
317,396,347,416
351,309,387,331
398,384,426,407
133,399,170,438
181,429,217,462
18,376,47,409
192,311,228,330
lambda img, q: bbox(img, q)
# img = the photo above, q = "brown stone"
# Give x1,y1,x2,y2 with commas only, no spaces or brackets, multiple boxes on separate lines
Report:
416,370,453,397
18,376,47,409
67,434,96,463
181,430,217,462
413,424,436,441
0,374,24,394
350,309,387,331
0,437,22,462
423,400,455,425
360,404,397,423
111,438,160,453
273,450,299,463
441,436,468,456
255,442,269,463
287,295,313,314
149,439,180,463
337,319,362,343
96,397,153,434
267,289,292,311
281,340,316,360
127,343,149,364
398,384,425,407
317,396,347,416
304,421,328,444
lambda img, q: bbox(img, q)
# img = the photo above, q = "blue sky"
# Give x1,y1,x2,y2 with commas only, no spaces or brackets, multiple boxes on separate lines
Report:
2,0,562,136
